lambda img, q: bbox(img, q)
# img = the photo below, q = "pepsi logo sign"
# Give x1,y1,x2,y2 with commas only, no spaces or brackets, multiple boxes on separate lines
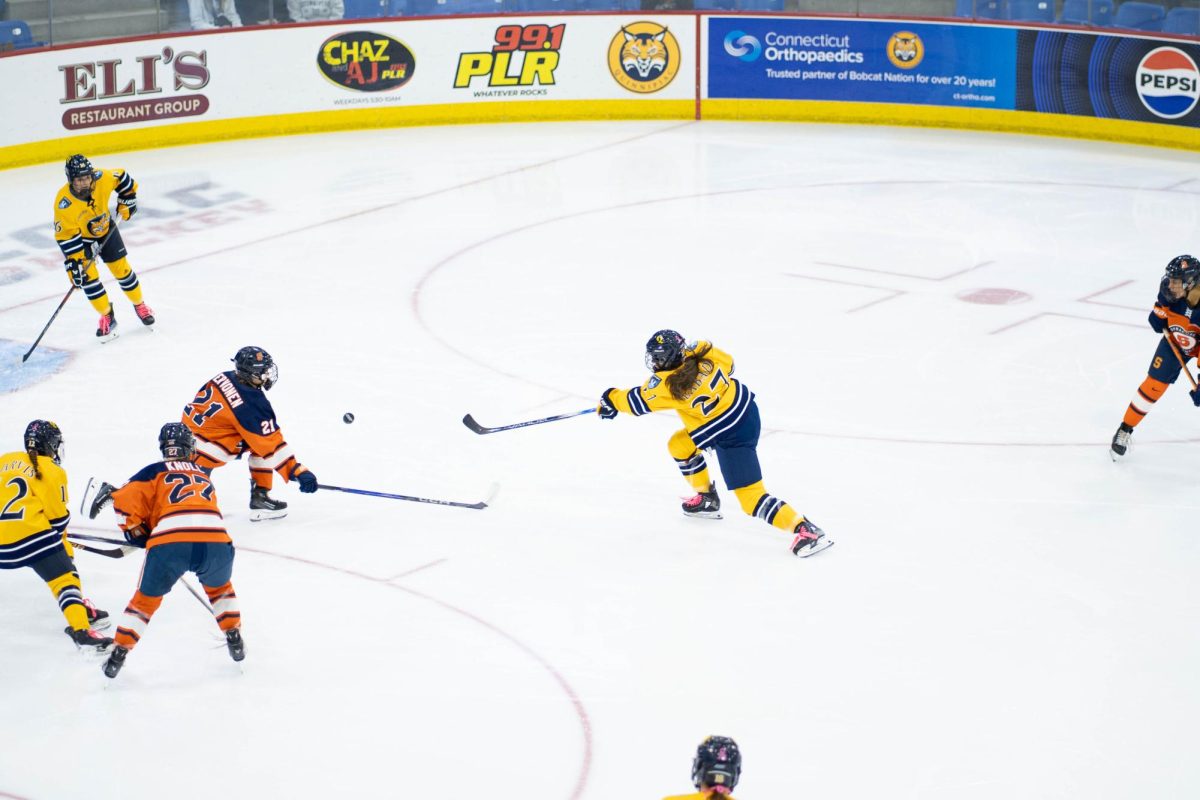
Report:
1135,47,1199,120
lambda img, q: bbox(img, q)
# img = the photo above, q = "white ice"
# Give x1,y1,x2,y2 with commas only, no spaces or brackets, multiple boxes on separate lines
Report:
1,121,1199,800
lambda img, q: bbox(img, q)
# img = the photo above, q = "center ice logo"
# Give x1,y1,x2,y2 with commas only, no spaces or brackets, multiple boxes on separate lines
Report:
1135,46,1199,120
723,31,762,63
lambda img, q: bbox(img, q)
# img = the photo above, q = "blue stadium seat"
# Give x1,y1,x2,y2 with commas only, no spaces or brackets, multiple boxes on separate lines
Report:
1113,1,1165,30
462,0,510,11
1008,0,1054,21
404,0,457,14
1162,6,1200,35
343,0,386,17
0,20,44,49
522,0,579,10
741,0,785,10
955,0,1007,19
1060,0,1115,25
0,1,7,20
694,0,737,9
386,0,406,14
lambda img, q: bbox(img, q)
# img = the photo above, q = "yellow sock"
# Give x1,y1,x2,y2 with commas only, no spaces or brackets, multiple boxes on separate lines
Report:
47,572,88,630
107,257,144,305
668,429,712,493
734,481,803,532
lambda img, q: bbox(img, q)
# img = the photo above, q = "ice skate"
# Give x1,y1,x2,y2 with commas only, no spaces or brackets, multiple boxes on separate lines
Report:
96,307,118,342
65,626,113,653
791,518,833,558
102,646,128,678
682,487,722,520
83,598,111,631
1110,422,1133,461
134,302,155,327
225,628,246,662
249,483,287,522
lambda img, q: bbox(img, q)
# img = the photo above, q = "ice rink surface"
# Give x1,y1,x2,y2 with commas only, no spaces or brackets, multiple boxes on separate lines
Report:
1,120,1199,799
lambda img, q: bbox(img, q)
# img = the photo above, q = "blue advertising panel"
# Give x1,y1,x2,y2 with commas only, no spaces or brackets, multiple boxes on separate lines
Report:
708,17,1018,110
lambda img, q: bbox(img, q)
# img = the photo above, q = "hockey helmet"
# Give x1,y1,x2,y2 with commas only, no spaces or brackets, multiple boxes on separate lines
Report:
691,735,741,792
232,346,278,391
24,420,64,465
1166,255,1200,287
64,154,96,197
158,422,196,460
645,329,686,372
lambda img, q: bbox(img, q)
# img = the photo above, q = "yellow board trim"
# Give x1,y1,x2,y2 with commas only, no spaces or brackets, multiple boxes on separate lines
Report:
702,99,1200,152
0,100,695,170
2,95,1196,170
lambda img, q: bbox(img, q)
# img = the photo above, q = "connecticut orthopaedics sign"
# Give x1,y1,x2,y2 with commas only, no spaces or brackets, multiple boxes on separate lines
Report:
0,13,1196,168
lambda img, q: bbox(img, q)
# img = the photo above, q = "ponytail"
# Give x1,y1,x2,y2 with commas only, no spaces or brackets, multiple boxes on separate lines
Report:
666,343,714,401
26,447,42,480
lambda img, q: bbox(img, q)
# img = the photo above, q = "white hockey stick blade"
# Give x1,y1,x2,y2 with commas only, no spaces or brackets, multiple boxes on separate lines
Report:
79,477,96,516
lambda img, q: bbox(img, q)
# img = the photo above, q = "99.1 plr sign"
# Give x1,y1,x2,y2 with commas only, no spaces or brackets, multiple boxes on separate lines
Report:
454,23,565,93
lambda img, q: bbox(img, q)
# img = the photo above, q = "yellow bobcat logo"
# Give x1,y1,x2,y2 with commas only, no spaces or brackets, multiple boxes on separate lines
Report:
621,26,668,81
886,31,924,70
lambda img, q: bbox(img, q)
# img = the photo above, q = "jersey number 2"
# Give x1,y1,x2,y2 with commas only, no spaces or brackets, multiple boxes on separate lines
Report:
164,473,215,504
0,477,28,521
185,385,224,427
689,368,730,417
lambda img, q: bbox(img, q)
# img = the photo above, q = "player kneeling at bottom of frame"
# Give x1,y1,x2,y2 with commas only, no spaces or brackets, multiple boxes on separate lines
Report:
1,420,112,652
1112,255,1200,460
663,735,741,799
182,346,318,521
598,330,830,557
90,423,245,679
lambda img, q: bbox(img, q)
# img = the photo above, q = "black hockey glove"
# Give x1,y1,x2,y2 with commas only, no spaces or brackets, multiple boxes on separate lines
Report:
1190,387,1200,407
65,259,87,288
123,524,150,547
88,481,116,519
1149,310,1166,333
295,467,318,493
597,389,619,420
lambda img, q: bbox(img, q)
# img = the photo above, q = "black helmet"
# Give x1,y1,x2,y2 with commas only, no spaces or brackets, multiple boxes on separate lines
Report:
64,154,94,181
24,420,64,465
691,735,741,792
645,329,686,372
158,422,196,460
232,346,278,390
1166,255,1200,286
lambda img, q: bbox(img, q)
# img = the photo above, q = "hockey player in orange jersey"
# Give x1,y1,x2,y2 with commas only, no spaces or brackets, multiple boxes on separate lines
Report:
1111,255,1200,460
54,154,154,340
1,420,111,652
182,346,318,520
598,330,830,557
663,736,741,800
94,424,245,678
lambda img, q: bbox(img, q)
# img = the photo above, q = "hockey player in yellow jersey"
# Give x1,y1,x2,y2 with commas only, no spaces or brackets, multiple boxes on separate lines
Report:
664,736,741,799
598,330,831,557
0,421,112,652
53,154,154,340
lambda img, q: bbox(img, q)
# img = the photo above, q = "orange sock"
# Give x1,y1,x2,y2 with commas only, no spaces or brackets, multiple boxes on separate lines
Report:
114,591,163,650
1123,377,1169,428
204,582,241,632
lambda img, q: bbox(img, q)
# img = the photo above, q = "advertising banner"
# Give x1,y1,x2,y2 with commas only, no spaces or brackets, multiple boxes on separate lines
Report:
0,14,695,155
707,17,1017,110
1016,30,1200,128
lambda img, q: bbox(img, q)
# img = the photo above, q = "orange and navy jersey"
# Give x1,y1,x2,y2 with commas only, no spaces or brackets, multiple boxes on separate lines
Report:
663,793,736,800
606,341,754,449
53,168,137,265
1151,280,1200,359
182,370,302,481
110,459,229,550
0,451,70,569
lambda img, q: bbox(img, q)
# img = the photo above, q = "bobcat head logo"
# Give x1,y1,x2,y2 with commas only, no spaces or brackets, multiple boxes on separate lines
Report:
886,31,924,70
621,26,668,80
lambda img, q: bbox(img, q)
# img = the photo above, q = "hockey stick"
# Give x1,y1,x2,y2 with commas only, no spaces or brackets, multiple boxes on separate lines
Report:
1163,330,1200,391
462,408,595,435
68,531,140,548
316,482,497,510
21,285,76,363
73,541,130,559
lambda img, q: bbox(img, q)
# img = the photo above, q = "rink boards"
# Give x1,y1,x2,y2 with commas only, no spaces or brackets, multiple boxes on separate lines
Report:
0,12,1197,167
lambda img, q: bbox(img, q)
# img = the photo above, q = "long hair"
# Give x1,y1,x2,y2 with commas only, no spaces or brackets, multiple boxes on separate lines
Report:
666,343,713,401
26,445,42,480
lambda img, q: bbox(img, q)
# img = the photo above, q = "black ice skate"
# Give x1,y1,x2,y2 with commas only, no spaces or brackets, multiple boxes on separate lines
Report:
249,483,287,522
102,645,128,679
225,628,246,662
1110,422,1134,461
66,626,113,653
83,598,111,631
96,307,118,342
791,518,834,558
682,487,722,520
134,302,155,327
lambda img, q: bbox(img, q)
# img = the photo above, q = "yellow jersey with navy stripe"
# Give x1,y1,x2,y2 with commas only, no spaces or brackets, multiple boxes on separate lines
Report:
53,168,137,264
0,451,70,569
607,341,754,449
663,793,737,799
